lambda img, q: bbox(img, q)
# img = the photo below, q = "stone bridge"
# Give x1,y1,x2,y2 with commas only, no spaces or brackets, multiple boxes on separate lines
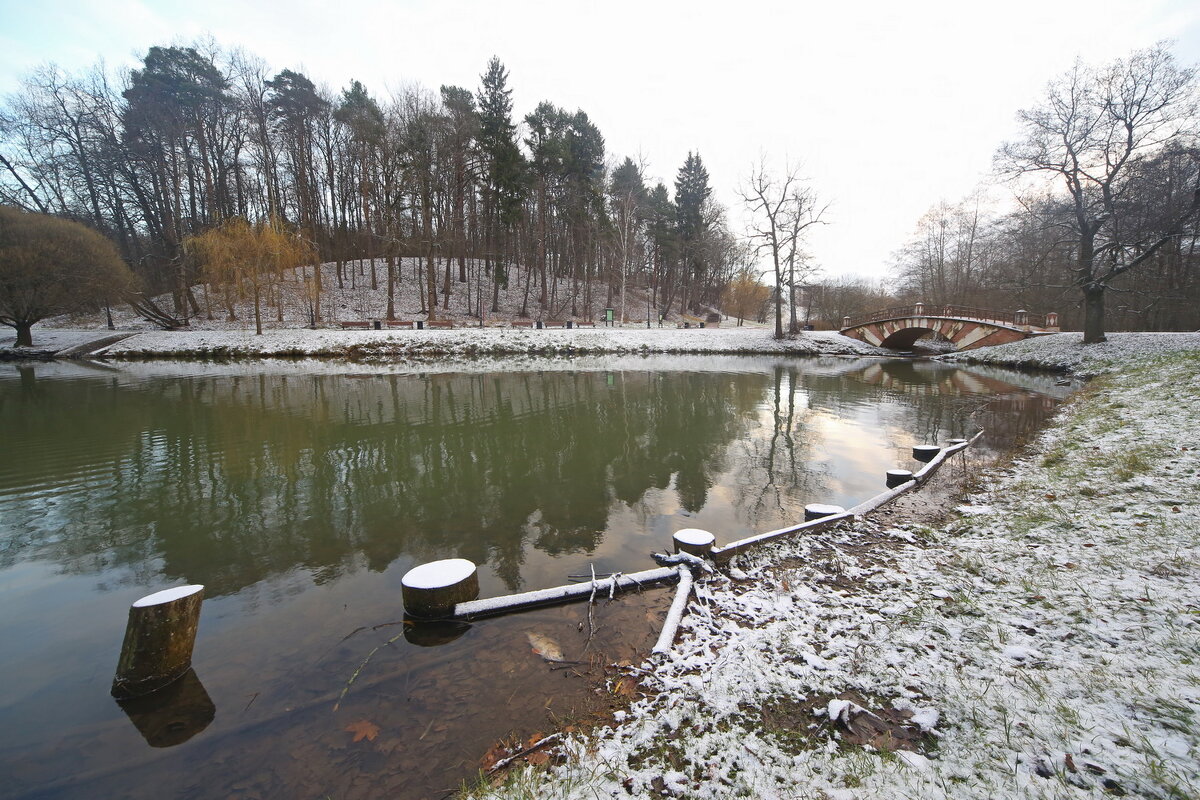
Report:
840,303,1060,351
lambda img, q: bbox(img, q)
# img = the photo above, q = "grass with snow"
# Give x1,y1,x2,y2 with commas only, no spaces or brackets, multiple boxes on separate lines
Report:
939,331,1200,377
91,326,884,360
467,350,1200,799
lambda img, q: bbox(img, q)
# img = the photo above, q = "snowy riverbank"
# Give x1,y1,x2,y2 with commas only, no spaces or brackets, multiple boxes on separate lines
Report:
2,326,887,360
938,331,1200,377
471,347,1200,799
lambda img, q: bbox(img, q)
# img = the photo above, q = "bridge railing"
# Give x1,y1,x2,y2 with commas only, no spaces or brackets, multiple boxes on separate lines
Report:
842,303,1049,329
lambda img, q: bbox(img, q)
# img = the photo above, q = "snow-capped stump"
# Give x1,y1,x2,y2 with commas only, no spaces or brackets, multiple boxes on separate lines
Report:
912,444,941,463
886,468,915,488
111,585,205,699
804,503,846,521
672,527,716,557
401,558,479,618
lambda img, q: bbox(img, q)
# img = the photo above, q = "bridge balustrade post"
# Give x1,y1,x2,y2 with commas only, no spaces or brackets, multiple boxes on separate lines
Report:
1015,309,1028,326
1046,312,1059,331
842,316,851,329
914,302,925,317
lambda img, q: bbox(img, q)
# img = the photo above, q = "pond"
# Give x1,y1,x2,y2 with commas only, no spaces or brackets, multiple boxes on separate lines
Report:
0,355,1068,799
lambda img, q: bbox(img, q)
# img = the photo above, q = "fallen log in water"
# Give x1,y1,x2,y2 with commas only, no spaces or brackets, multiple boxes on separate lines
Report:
912,430,983,481
416,433,985,629
709,513,852,563
651,566,694,655
451,566,679,620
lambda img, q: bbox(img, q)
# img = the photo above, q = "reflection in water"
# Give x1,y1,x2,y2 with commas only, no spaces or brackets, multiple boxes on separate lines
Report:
0,356,1067,800
402,617,472,648
1,368,770,595
116,668,215,748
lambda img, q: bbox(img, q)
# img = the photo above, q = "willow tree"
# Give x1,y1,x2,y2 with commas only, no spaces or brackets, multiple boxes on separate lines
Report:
0,206,134,347
186,217,313,334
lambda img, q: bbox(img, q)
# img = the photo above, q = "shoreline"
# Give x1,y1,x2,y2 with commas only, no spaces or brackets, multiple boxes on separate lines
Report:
469,339,1200,799
2,326,887,362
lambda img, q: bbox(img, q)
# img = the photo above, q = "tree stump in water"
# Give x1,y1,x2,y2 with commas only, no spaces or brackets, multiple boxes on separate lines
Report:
886,469,915,488
804,503,845,521
402,559,479,618
112,585,204,699
912,445,941,463
673,528,716,557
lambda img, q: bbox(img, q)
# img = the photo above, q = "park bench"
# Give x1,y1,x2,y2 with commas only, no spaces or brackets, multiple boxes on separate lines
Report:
426,320,454,329
574,321,596,328
339,321,371,329
543,320,566,328
511,320,534,328
386,320,415,329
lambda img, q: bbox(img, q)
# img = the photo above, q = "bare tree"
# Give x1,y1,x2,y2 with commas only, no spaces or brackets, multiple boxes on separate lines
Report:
738,159,827,338
997,44,1200,343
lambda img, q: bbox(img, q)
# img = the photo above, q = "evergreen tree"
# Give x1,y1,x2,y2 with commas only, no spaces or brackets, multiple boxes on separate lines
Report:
674,151,711,243
123,46,231,311
476,57,527,311
673,151,712,314
645,182,678,313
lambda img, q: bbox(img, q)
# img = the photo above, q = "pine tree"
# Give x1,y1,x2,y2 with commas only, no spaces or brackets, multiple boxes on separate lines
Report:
673,152,712,314
476,57,527,312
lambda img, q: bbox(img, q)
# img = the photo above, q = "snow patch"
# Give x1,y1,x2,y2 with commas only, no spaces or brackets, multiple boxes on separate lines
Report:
400,558,476,589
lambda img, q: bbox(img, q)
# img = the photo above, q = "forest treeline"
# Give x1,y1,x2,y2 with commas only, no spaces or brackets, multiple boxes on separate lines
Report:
886,46,1200,336
2,41,1197,336
884,164,1200,333
0,42,742,324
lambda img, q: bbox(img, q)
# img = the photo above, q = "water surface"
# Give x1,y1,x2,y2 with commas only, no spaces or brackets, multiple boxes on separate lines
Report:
0,355,1065,799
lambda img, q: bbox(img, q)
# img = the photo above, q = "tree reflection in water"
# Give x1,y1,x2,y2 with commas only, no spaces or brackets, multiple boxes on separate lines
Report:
0,359,1064,599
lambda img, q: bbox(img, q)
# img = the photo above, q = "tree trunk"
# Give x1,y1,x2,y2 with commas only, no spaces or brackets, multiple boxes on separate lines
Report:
1082,283,1107,344
112,585,204,698
14,322,33,348
314,257,322,323
253,281,263,336
774,262,784,339
788,261,799,334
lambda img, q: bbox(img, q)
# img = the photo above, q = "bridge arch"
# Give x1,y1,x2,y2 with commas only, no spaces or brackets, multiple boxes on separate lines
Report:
840,304,1059,352
878,326,937,350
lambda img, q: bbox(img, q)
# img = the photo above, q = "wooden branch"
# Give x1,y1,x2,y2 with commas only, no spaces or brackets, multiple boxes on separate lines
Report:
124,292,184,330
486,733,564,775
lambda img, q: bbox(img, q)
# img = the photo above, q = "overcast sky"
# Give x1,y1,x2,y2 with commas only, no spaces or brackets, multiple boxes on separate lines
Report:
2,0,1199,281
